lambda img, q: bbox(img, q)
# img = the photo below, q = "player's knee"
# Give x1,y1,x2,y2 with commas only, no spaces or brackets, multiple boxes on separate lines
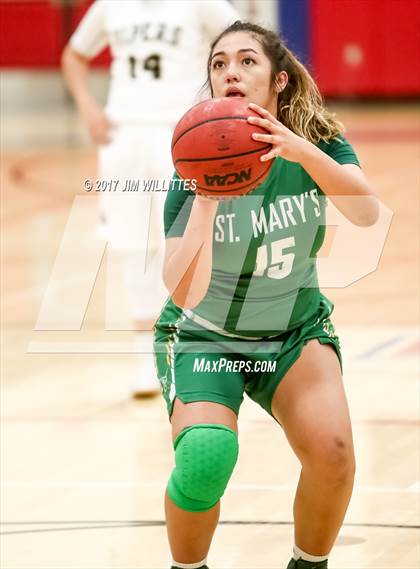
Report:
167,424,239,512
303,435,355,486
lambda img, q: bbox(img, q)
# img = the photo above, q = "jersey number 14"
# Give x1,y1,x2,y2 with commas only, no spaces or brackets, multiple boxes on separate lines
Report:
253,237,296,279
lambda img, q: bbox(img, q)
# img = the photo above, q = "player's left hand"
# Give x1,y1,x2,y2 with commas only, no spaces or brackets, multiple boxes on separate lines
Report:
247,102,310,163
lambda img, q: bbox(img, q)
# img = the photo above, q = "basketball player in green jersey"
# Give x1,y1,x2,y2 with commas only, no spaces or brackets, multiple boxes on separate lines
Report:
154,22,379,569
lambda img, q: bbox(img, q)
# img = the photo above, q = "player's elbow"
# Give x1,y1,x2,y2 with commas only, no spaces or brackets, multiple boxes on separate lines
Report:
171,293,202,310
352,197,380,227
168,286,205,310
61,45,73,70
164,274,206,310
61,44,88,70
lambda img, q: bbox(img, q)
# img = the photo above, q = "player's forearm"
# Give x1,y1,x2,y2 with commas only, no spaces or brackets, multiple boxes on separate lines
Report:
164,198,218,309
299,141,379,226
61,45,98,113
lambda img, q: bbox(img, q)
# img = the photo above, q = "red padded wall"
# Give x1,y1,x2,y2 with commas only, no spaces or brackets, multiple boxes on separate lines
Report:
0,2,62,67
311,0,420,96
0,0,109,68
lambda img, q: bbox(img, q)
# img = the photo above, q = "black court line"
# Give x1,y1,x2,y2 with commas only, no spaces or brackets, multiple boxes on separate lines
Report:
1,520,419,535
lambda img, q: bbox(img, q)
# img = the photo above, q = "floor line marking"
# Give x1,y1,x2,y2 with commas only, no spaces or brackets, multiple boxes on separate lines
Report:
2,481,419,494
1,520,419,536
358,335,405,359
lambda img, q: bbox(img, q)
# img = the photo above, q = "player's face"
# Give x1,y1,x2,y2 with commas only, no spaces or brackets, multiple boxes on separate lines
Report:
210,31,278,115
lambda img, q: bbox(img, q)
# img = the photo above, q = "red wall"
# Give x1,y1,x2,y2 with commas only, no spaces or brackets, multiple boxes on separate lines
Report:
311,0,420,96
1,0,419,96
0,0,109,68
0,2,62,67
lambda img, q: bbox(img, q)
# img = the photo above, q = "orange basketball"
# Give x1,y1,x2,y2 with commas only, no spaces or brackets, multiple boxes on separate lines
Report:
171,98,273,197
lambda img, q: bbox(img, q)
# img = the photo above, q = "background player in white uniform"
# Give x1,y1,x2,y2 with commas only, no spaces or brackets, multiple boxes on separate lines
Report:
61,0,239,395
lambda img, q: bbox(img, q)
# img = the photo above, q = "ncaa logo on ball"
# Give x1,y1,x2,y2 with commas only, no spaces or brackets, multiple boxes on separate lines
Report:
204,168,252,187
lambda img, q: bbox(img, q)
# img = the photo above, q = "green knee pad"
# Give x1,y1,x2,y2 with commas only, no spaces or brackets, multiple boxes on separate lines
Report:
167,423,239,512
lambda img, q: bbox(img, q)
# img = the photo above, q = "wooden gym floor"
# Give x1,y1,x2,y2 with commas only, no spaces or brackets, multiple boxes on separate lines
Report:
1,100,419,568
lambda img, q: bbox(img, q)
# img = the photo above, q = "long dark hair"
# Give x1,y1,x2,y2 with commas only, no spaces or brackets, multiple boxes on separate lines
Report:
206,21,344,144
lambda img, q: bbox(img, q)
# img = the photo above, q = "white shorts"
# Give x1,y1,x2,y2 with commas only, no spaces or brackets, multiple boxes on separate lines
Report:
98,123,174,252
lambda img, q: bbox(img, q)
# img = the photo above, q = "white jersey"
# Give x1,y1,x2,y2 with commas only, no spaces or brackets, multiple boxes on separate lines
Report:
70,0,238,123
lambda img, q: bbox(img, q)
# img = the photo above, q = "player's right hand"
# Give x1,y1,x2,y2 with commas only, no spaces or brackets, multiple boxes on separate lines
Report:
83,105,115,145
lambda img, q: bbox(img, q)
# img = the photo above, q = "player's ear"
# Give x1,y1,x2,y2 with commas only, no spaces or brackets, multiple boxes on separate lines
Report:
274,71,288,93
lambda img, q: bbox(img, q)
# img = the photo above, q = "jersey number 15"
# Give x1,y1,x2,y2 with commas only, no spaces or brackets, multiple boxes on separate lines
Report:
253,237,296,280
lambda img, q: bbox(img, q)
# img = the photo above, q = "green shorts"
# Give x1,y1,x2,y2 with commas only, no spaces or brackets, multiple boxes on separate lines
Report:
153,294,341,418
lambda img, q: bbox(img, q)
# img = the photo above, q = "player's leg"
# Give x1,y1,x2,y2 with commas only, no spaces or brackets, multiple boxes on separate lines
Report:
167,399,238,566
122,246,166,396
127,124,173,394
99,124,166,395
271,340,355,565
155,314,244,567
135,124,172,321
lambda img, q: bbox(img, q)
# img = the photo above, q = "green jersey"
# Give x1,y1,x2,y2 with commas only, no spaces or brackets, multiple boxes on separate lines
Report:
163,136,359,338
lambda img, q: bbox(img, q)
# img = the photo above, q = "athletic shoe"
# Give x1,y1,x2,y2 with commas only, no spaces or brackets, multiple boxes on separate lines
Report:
287,558,328,569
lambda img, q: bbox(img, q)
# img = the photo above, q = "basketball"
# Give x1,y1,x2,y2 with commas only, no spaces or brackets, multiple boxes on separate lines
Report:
171,97,273,197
